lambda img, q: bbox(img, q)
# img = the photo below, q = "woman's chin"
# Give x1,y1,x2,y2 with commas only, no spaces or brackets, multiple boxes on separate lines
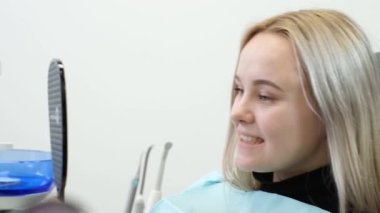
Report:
235,156,274,173
235,157,260,172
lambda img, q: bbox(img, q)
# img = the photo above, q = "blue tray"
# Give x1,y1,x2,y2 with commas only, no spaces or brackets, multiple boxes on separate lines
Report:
0,150,54,196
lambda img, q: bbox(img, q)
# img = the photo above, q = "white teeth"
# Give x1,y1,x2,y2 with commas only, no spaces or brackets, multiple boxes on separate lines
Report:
241,135,253,141
240,135,264,144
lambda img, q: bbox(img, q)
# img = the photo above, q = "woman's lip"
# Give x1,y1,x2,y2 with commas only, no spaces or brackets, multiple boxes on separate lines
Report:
238,139,265,149
237,133,264,141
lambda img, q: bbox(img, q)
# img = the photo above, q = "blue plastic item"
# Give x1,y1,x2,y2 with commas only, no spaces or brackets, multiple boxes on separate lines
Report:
0,149,54,196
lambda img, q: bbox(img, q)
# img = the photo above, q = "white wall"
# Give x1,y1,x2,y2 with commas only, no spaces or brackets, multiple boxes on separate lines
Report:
0,0,379,212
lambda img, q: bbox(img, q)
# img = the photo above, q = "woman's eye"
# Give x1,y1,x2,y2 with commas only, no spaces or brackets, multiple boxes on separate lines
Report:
234,87,244,94
258,95,272,101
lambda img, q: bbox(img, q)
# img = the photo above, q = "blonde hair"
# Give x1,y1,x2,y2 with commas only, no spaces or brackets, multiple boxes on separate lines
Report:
223,9,380,213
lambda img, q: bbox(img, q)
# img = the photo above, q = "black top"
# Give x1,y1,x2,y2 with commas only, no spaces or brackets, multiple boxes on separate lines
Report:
253,166,338,213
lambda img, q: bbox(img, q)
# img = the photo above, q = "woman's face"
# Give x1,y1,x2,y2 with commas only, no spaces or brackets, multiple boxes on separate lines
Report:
231,32,328,181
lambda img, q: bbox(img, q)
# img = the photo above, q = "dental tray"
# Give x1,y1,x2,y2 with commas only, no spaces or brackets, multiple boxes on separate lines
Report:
0,149,53,196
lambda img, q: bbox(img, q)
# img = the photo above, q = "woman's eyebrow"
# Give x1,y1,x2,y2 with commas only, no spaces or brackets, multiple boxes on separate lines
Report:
233,76,241,83
234,76,284,92
253,79,284,92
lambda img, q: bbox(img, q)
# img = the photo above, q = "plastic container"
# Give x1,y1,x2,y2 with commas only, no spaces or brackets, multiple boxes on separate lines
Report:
0,149,54,210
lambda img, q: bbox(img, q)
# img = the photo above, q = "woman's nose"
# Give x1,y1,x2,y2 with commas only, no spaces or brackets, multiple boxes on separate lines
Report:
230,97,255,125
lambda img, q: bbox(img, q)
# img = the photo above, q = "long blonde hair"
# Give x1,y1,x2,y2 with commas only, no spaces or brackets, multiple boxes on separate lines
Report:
223,9,380,213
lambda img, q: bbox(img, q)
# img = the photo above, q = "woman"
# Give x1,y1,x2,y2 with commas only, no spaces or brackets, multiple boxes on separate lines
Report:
151,9,380,213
